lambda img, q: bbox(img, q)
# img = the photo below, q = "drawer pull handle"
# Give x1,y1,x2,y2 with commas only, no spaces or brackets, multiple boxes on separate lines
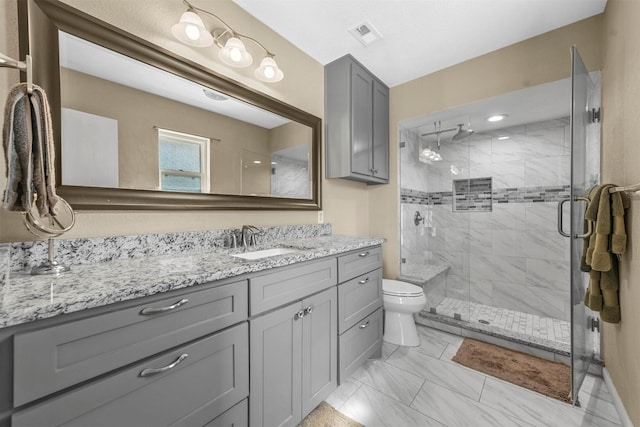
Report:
359,321,370,329
304,306,313,315
358,251,370,258
139,353,188,377
140,298,189,315
358,277,370,284
294,310,305,320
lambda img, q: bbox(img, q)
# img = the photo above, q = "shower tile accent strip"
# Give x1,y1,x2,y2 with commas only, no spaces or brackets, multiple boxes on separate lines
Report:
401,184,570,206
8,223,332,272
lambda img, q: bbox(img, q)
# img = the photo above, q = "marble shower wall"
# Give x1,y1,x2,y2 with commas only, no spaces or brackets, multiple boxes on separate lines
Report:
400,118,572,321
270,154,311,199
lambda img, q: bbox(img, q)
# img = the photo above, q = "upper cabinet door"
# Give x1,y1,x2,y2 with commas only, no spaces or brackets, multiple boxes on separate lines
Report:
372,80,389,181
351,62,374,177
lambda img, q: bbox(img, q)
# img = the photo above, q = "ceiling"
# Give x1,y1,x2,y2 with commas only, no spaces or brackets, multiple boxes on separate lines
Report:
401,75,575,136
232,0,607,87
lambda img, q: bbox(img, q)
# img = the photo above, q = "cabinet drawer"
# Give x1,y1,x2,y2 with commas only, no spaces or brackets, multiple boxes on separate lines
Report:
250,258,337,315
337,247,382,282
12,323,249,427
205,398,248,427
338,268,383,334
338,307,383,382
13,280,248,406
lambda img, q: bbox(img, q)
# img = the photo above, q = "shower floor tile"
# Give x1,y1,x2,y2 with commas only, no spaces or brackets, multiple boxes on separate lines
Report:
433,297,571,347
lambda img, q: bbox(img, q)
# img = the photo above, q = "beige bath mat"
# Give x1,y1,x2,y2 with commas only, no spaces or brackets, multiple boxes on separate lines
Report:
298,401,363,427
453,338,571,403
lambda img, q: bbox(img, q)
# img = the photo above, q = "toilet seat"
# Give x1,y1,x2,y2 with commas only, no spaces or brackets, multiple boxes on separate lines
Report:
382,279,424,297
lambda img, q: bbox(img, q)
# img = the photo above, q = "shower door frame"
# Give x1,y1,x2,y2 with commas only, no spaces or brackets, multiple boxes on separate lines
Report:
567,46,600,407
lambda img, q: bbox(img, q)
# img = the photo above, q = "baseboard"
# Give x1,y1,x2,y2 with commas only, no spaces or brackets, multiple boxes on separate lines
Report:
603,367,635,427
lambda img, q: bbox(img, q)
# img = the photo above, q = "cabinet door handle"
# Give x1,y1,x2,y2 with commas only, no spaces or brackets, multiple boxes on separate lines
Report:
359,321,370,329
140,298,189,315
358,277,370,284
294,310,305,320
358,251,370,258
304,306,313,315
139,353,188,377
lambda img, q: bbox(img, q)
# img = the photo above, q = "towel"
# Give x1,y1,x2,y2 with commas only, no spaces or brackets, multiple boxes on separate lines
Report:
583,184,628,324
2,83,59,216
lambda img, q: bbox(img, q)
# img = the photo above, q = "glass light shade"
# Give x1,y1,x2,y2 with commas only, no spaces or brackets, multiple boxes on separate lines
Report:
172,11,213,47
218,37,253,67
419,148,442,163
255,57,284,83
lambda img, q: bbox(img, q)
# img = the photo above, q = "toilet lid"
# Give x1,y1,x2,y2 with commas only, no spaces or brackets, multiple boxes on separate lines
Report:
382,279,424,297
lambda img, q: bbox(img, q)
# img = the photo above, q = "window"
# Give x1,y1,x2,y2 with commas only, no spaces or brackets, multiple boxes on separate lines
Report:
158,129,210,193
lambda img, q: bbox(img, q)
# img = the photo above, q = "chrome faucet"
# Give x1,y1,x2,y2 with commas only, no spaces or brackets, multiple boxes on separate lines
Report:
241,225,263,249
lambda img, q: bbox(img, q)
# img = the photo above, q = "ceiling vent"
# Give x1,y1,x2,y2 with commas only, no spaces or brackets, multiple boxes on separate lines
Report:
349,21,382,46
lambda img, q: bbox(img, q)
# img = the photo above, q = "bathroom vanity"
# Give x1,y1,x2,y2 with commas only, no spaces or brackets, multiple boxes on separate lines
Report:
0,233,384,427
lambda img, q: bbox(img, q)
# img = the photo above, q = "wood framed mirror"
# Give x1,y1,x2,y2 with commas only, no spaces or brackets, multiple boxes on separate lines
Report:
19,0,322,210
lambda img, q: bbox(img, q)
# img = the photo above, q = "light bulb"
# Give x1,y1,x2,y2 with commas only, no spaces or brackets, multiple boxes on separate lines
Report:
185,24,200,41
230,47,242,62
263,66,275,79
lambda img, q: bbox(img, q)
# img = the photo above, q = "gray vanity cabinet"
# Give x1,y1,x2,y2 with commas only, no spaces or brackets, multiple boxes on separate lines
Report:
250,286,337,427
336,247,384,382
5,279,250,427
12,281,247,406
325,54,389,184
12,324,249,427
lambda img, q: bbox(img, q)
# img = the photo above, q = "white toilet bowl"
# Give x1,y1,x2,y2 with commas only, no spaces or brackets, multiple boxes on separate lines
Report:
382,279,426,347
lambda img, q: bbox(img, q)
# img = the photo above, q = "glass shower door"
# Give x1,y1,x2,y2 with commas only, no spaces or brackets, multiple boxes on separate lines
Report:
569,46,599,406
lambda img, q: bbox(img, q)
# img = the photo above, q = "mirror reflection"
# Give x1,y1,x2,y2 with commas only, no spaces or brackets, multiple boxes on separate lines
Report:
58,31,312,199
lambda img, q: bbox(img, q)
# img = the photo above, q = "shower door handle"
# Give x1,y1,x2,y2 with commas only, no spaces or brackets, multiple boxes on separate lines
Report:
557,197,593,239
557,198,571,238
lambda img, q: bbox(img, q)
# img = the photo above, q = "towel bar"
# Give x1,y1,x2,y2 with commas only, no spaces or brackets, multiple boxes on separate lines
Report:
0,52,33,93
609,183,640,193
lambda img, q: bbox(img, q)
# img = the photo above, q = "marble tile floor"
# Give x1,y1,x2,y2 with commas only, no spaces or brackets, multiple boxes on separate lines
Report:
434,297,571,347
326,325,622,427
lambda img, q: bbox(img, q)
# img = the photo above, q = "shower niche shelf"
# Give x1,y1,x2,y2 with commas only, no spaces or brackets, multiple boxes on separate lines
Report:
453,177,493,212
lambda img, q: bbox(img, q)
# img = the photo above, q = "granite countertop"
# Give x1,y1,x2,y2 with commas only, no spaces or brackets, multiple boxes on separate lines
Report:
0,235,384,329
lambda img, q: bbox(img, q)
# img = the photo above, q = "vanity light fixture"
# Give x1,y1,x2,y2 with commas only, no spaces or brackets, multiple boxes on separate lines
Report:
486,114,508,122
172,0,284,83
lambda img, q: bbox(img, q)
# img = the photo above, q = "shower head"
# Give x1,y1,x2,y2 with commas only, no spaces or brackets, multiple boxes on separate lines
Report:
451,124,474,141
421,121,473,145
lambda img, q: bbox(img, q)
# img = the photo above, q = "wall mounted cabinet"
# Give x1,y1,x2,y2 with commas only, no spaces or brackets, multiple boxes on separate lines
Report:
325,55,389,184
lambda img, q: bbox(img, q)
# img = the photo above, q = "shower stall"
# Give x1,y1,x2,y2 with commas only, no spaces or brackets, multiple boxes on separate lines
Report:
401,115,574,351
398,62,601,396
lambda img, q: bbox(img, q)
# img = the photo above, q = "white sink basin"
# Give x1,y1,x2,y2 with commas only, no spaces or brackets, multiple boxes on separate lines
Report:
232,247,300,260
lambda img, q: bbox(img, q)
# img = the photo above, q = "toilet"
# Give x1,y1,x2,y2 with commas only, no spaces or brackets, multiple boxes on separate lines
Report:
382,279,427,346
